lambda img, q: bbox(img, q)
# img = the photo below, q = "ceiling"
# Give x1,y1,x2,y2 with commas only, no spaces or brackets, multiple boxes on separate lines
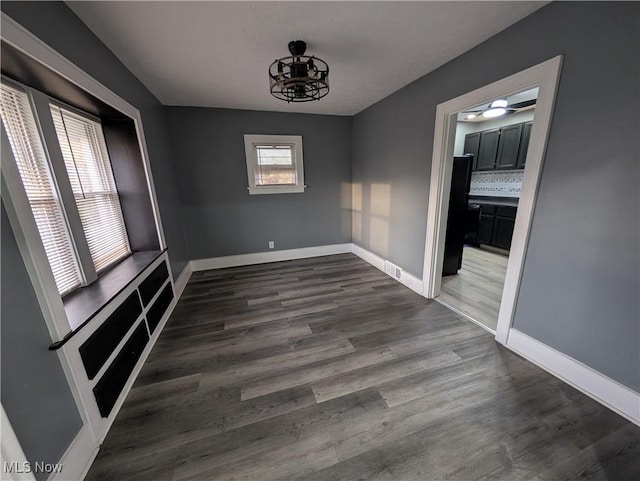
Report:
67,1,548,116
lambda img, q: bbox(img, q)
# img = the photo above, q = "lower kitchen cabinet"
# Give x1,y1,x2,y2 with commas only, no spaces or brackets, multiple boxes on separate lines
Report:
478,206,496,244
477,204,517,250
493,215,516,250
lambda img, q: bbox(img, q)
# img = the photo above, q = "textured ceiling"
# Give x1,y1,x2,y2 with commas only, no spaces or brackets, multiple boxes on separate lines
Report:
67,1,548,116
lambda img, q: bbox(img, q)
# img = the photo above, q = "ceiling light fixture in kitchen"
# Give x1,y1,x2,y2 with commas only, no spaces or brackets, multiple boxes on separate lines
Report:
482,99,508,118
269,40,329,103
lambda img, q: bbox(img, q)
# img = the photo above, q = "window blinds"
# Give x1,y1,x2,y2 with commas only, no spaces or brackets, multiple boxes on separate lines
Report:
50,105,131,272
0,84,82,295
254,145,296,185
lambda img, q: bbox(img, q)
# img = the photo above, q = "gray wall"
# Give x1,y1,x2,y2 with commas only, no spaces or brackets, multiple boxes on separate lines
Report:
352,1,639,391
1,1,189,280
165,108,352,259
1,202,83,480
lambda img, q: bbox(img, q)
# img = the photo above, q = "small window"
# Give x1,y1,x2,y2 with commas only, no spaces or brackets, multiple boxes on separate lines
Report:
243,134,305,194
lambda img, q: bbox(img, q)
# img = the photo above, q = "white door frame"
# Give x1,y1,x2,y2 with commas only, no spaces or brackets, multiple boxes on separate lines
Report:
1,405,36,481
422,56,563,345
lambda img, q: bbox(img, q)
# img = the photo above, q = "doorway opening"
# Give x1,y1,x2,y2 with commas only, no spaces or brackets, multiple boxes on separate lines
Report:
422,56,562,344
438,88,538,332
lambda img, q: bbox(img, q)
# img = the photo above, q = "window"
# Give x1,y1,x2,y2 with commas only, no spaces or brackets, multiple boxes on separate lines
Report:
243,134,305,194
0,81,131,296
0,84,83,295
50,105,130,272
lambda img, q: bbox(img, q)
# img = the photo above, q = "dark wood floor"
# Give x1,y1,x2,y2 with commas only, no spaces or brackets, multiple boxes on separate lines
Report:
86,254,639,481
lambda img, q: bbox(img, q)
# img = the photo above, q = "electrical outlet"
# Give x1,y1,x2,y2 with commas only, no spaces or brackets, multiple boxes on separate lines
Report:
268,240,275,249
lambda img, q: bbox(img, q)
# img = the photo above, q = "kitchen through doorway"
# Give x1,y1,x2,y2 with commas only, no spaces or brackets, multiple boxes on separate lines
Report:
437,88,538,332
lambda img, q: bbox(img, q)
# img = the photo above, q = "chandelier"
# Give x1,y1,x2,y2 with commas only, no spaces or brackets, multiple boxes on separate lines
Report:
269,41,329,103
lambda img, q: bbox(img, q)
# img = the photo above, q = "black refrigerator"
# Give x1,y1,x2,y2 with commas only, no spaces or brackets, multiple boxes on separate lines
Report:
442,155,473,276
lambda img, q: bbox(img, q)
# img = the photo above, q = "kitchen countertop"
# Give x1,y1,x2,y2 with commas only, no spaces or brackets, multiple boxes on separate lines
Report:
468,195,519,207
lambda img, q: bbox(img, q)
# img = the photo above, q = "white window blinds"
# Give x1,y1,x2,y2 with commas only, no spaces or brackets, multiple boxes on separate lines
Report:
50,105,130,272
254,145,296,185
0,84,82,295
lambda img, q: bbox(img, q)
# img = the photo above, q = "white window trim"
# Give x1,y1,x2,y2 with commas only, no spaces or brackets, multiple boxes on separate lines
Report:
30,87,99,287
243,134,306,195
1,122,73,340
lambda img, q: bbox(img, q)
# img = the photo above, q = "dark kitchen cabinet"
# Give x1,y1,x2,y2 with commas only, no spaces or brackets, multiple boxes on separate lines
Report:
493,217,515,250
476,129,500,171
492,207,517,250
495,123,523,170
477,204,517,250
516,121,533,169
464,120,533,171
478,212,495,244
463,132,481,170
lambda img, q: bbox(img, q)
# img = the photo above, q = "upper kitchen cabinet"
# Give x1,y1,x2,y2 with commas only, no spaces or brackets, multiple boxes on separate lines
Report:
463,132,481,170
516,121,533,169
464,120,533,171
476,129,500,171
495,123,523,170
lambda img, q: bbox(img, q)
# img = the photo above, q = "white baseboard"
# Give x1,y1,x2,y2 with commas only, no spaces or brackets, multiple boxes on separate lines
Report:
50,424,98,481
191,244,353,271
174,262,193,298
191,242,424,294
351,243,385,271
351,244,424,295
507,329,640,426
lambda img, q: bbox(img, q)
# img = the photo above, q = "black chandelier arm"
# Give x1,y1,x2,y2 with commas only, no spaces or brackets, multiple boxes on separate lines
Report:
268,56,329,76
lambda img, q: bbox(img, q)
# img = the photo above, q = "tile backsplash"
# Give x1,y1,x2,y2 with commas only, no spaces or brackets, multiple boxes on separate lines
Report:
469,169,523,197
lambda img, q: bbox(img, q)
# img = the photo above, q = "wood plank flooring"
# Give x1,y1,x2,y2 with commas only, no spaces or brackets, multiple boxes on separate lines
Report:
439,247,508,331
86,253,639,481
